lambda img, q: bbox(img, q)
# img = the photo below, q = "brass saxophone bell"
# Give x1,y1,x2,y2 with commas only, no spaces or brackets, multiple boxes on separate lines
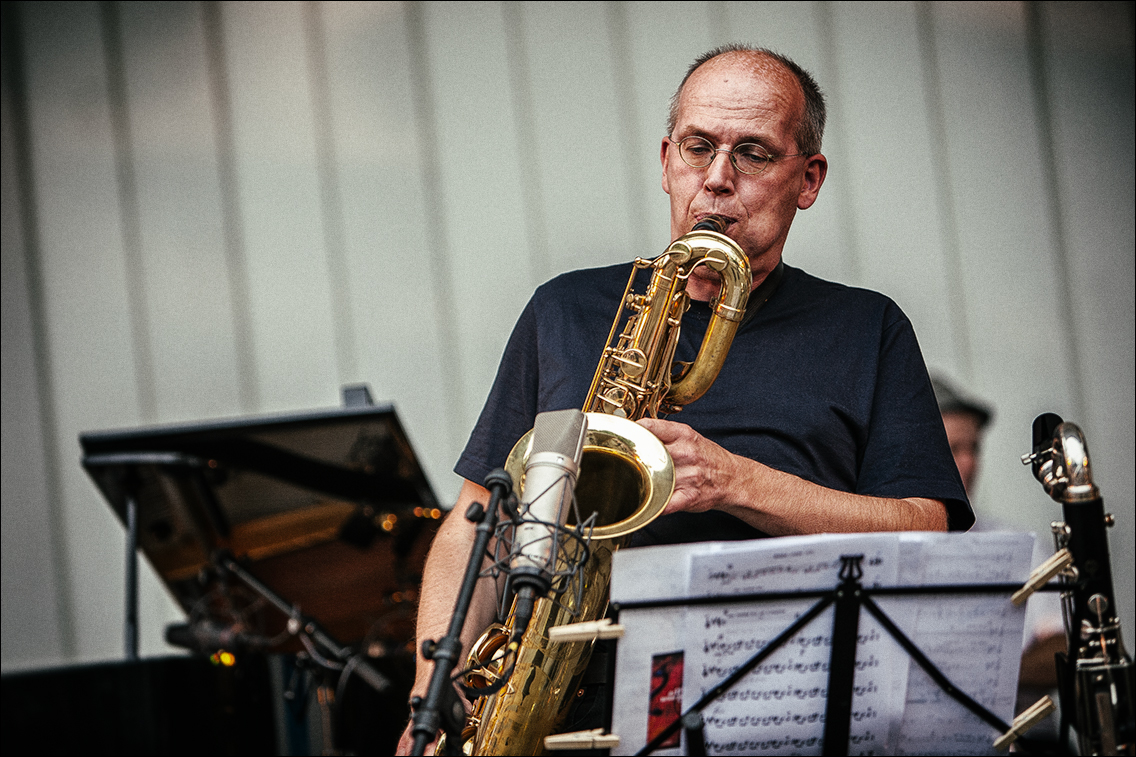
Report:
505,414,673,541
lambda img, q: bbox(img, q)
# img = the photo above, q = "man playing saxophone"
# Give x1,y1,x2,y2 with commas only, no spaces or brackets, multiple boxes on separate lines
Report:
397,44,972,754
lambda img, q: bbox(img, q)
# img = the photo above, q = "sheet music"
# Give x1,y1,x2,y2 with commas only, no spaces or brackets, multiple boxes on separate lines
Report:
684,534,903,756
610,532,1035,756
883,532,1033,756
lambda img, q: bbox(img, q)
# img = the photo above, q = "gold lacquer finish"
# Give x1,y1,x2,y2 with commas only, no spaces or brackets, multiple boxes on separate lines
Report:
584,220,751,417
459,217,751,755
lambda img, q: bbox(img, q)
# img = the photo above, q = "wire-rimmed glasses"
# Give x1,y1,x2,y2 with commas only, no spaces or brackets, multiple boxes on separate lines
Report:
668,135,807,175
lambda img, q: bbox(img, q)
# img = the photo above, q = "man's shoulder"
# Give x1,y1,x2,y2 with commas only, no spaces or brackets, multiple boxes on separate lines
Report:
529,261,906,326
781,264,905,323
784,264,894,303
531,262,634,309
538,261,633,290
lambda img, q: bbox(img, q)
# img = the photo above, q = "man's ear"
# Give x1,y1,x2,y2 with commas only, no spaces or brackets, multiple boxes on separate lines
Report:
660,137,672,195
797,153,828,210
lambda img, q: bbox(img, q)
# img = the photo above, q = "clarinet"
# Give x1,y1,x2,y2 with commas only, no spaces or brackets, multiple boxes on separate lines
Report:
1023,414,1135,754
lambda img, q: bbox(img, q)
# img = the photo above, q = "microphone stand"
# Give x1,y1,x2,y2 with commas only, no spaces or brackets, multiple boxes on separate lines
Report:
410,469,514,757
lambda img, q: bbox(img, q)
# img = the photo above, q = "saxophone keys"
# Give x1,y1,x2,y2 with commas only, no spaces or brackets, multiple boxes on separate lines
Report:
613,348,647,377
599,386,636,418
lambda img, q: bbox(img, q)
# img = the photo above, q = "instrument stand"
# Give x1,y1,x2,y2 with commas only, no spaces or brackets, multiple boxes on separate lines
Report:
409,469,514,757
615,555,1059,757
680,711,707,756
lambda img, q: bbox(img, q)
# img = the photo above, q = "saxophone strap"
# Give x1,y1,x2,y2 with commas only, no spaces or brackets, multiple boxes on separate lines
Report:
738,260,784,331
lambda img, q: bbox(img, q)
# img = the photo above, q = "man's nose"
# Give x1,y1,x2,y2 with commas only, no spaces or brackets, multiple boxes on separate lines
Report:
702,150,736,193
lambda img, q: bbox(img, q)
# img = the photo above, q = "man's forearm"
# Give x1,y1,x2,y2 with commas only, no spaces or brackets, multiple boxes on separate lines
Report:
409,480,502,700
640,418,950,534
718,458,949,535
397,480,505,754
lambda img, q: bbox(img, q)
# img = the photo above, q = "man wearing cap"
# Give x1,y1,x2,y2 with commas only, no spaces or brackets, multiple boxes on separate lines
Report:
930,376,1062,699
931,376,992,497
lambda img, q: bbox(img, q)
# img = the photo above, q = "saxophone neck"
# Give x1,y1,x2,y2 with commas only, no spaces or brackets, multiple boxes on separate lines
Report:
584,225,751,419
664,223,751,321
691,215,729,233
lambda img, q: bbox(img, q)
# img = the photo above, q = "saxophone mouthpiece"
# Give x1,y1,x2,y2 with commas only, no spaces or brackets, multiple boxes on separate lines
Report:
692,215,727,233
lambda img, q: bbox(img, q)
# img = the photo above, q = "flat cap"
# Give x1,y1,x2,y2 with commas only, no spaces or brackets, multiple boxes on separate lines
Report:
931,375,993,428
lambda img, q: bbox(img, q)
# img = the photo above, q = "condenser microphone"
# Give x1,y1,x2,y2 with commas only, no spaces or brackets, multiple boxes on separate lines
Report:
508,409,587,641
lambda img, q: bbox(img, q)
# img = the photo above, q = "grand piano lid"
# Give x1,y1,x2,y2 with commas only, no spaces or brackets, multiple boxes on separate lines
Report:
80,401,444,650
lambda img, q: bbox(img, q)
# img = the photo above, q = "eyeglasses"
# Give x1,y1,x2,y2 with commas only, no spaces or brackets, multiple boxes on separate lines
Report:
668,135,808,175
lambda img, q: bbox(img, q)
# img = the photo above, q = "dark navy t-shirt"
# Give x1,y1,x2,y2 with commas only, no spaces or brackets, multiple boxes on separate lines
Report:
455,262,973,544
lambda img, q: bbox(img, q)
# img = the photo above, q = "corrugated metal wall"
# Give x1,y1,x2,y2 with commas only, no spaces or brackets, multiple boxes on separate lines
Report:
3,0,1132,670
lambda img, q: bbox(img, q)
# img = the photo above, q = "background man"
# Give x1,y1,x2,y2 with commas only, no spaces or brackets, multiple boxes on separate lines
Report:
399,45,971,752
931,375,1063,698
932,375,991,497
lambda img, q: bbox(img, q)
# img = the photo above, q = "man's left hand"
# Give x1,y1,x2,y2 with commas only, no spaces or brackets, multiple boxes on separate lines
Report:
638,417,745,515
637,417,949,535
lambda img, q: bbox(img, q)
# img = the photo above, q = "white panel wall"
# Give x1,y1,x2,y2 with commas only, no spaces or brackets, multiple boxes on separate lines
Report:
3,0,1132,672
1037,0,1135,638
319,1,461,499
830,1,959,369
17,1,149,663
931,1,1078,549
224,1,343,412
1,36,70,668
513,1,639,278
117,1,247,423
421,0,536,435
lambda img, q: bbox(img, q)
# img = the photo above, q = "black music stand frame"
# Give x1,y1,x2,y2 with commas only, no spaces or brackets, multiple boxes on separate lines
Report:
613,555,1059,757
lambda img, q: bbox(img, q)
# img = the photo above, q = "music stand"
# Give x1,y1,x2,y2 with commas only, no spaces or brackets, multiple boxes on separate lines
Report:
79,391,442,687
611,555,1054,756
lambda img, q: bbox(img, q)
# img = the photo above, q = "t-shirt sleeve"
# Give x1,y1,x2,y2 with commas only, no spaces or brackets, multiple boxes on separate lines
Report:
856,308,975,531
454,298,542,487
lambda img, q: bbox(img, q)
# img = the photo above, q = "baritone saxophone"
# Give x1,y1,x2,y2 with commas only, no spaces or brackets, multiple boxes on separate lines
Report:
455,216,752,755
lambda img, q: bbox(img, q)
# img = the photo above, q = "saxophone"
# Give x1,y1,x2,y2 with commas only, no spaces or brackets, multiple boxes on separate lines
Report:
1024,415,1135,755
455,217,752,755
